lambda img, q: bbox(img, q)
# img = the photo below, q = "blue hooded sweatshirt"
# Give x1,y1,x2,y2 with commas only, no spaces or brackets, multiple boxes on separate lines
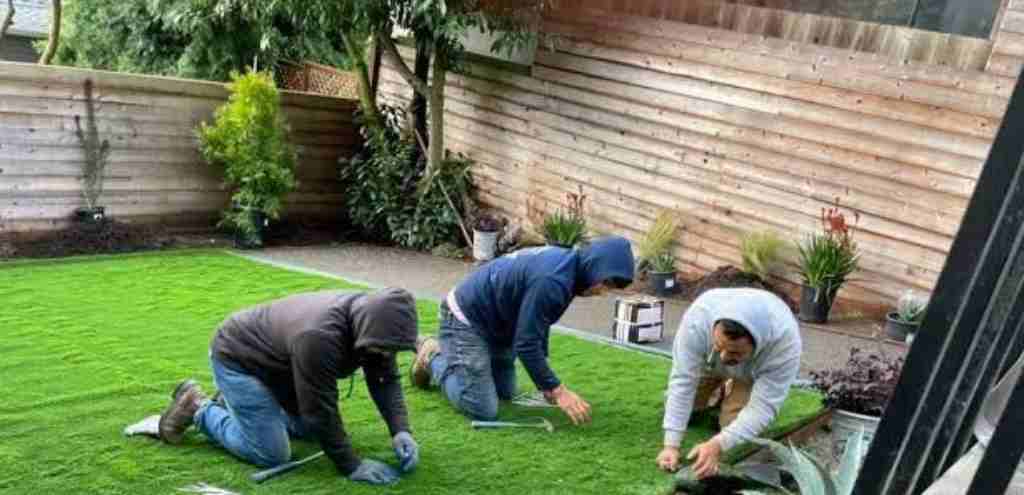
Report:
452,236,635,391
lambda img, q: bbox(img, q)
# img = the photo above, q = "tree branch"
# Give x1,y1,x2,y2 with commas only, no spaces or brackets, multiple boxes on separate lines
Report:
377,31,429,99
38,0,61,65
0,0,15,46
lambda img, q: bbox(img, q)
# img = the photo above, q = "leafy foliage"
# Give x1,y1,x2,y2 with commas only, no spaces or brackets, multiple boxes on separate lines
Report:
894,290,929,324
797,203,860,298
741,428,868,495
341,104,474,250
741,231,786,280
637,210,680,272
49,0,351,81
810,348,904,417
197,72,296,239
541,189,588,248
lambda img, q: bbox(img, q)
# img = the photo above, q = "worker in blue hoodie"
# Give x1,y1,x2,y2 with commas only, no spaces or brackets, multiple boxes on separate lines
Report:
409,236,634,424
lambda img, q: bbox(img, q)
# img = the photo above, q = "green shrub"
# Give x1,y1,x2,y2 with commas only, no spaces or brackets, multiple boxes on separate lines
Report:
741,230,786,280
895,290,929,323
637,210,680,272
197,71,297,241
541,189,588,248
341,105,474,250
649,252,676,273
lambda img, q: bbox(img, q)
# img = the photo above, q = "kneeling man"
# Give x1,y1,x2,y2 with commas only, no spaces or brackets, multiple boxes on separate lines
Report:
657,288,801,478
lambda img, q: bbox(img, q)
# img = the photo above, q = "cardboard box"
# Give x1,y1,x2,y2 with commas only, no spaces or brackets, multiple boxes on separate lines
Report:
612,296,665,344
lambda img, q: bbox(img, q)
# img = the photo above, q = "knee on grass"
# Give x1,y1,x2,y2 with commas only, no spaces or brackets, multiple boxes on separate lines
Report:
249,444,292,468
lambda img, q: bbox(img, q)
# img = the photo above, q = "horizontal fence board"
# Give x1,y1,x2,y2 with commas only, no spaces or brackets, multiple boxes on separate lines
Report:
0,63,357,233
549,7,1013,100
383,86,953,284
995,31,1024,58
539,38,1001,154
544,16,1005,137
988,53,1024,78
395,66,974,214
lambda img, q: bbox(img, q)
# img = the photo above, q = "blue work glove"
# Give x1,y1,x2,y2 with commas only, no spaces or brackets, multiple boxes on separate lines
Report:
392,431,419,473
349,459,399,486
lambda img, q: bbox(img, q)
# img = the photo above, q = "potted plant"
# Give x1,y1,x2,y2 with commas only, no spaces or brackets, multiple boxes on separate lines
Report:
472,212,502,261
541,189,588,248
73,79,110,225
740,230,785,281
637,209,680,272
198,71,297,249
796,203,860,323
810,348,904,459
886,290,928,343
648,252,678,296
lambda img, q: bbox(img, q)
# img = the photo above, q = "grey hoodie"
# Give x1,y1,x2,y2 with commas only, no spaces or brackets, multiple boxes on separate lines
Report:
663,288,801,451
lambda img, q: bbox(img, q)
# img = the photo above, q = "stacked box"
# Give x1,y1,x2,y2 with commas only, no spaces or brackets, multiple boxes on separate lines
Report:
611,296,665,344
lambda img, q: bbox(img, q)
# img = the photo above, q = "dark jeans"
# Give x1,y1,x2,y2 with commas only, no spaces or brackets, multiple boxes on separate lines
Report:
429,303,516,420
194,355,312,467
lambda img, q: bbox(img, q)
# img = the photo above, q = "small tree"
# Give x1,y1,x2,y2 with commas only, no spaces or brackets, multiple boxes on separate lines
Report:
74,79,111,218
197,71,297,246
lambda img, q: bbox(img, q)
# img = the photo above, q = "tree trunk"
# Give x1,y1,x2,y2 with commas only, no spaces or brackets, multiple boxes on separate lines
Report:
38,0,61,65
409,36,431,154
424,40,446,192
0,0,14,47
342,30,382,132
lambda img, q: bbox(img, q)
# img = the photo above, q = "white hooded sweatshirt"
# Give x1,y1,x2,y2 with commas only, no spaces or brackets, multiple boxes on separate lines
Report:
663,288,802,451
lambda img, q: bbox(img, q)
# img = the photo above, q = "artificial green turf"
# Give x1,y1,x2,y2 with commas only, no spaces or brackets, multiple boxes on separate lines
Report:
0,250,822,494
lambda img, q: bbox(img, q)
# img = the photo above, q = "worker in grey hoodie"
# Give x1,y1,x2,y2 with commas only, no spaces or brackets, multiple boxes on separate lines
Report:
657,288,801,479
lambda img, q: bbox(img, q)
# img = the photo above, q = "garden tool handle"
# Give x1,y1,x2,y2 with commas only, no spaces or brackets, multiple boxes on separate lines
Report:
250,451,324,483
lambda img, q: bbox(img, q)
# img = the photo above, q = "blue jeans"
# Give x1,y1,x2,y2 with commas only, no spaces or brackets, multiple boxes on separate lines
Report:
429,303,516,420
194,356,312,467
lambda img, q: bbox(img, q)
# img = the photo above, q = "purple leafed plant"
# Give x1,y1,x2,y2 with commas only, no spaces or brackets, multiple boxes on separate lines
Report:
810,348,905,417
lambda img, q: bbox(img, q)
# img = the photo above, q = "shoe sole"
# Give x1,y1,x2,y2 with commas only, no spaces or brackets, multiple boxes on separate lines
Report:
159,379,198,444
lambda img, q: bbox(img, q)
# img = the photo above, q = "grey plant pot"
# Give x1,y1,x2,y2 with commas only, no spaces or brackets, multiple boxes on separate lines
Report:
885,312,920,342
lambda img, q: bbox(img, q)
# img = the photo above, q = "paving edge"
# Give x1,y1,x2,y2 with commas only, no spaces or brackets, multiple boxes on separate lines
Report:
227,250,674,360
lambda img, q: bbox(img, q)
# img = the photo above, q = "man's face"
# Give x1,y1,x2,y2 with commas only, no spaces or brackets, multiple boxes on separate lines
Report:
711,324,754,366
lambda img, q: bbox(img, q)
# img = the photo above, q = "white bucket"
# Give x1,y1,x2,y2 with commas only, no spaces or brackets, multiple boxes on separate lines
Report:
473,230,498,261
831,409,881,460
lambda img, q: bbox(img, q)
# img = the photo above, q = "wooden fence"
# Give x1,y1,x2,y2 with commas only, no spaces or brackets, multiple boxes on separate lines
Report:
379,2,1020,312
0,63,359,234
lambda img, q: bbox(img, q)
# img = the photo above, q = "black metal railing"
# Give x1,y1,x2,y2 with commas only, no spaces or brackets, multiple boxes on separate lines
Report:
854,67,1024,494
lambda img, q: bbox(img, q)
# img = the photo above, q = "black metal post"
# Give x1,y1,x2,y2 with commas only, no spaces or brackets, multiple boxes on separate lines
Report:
854,67,1024,494
966,369,1024,494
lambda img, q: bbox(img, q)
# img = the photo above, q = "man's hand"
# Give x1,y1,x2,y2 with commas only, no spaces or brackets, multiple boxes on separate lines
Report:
391,431,419,473
349,459,400,486
687,438,723,479
656,446,681,472
543,385,592,425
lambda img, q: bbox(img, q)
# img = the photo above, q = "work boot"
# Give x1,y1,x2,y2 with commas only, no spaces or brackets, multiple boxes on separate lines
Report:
158,379,207,445
410,337,440,389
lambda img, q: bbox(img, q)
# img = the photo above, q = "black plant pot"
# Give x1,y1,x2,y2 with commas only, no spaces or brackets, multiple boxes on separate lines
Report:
798,284,838,323
885,312,919,342
649,271,678,297
233,209,267,250
73,206,106,224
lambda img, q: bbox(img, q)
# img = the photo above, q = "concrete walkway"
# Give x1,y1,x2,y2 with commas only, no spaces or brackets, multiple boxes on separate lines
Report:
240,243,905,376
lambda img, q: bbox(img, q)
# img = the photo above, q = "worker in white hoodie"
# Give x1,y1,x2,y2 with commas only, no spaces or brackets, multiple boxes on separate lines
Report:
657,288,802,479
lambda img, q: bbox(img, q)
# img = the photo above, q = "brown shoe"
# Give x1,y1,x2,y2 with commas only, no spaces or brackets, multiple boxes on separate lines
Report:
158,379,207,444
410,337,440,389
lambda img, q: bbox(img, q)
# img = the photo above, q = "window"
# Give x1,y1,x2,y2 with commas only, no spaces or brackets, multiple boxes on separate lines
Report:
732,0,1002,39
